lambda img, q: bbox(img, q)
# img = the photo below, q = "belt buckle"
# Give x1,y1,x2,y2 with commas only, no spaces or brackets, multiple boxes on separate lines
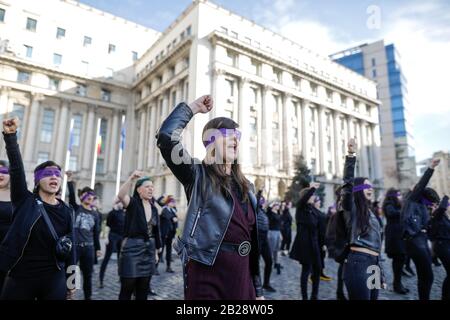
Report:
238,241,251,257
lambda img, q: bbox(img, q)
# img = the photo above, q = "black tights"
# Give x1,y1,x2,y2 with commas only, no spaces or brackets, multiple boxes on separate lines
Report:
119,276,150,300
300,263,320,300
392,254,406,287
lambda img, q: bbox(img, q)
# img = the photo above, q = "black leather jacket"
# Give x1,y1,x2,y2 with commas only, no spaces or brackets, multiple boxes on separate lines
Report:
156,102,263,297
342,155,382,253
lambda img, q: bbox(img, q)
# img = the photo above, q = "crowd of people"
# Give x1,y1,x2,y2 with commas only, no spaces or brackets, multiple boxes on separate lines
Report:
0,94,448,301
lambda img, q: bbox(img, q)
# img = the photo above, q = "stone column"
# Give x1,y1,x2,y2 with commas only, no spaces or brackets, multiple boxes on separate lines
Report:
54,98,71,165
317,105,326,175
261,85,273,168
359,121,370,177
108,110,120,172
137,108,147,169
300,99,309,163
148,104,157,168
371,124,382,183
332,111,342,176
23,92,44,163
82,104,96,170
238,77,251,167
282,93,294,174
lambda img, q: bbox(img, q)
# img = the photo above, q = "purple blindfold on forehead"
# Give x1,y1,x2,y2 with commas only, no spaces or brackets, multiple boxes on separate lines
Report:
0,167,9,175
421,197,435,206
34,168,61,185
352,184,373,193
81,192,96,202
203,128,242,148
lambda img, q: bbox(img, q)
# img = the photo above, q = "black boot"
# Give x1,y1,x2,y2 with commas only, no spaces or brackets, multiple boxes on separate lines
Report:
263,284,277,292
394,282,409,294
275,263,281,275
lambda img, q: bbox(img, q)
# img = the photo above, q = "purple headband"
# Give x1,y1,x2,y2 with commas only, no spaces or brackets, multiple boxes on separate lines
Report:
34,168,61,185
352,184,373,193
203,128,241,148
0,167,9,175
421,197,434,206
81,191,96,202
386,191,401,197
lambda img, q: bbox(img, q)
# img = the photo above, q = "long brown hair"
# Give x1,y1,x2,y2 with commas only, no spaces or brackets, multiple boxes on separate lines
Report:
202,117,250,202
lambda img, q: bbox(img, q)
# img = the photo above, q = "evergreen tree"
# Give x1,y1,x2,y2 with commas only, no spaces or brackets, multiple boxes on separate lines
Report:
285,155,312,204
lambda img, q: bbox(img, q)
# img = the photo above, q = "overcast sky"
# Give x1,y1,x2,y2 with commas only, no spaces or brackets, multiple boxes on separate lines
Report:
80,0,450,162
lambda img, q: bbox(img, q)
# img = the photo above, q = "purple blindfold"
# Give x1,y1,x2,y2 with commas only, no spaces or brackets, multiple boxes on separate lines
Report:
203,128,241,148
81,192,96,202
34,168,61,185
0,167,9,175
386,191,401,197
421,197,435,206
352,184,373,193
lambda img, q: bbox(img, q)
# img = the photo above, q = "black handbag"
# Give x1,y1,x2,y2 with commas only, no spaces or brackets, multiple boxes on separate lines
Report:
36,199,73,262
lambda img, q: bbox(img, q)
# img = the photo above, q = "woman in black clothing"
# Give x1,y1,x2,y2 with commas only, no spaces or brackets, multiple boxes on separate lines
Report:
342,138,385,300
280,201,293,256
0,160,12,292
429,195,450,300
156,95,263,300
383,188,409,294
267,202,282,275
401,158,440,300
159,195,178,273
99,197,125,288
314,197,332,281
66,171,101,300
257,195,276,292
290,182,323,300
117,172,161,300
0,118,75,300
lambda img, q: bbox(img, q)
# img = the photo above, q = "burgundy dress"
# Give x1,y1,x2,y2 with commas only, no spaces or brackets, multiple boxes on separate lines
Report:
185,190,256,300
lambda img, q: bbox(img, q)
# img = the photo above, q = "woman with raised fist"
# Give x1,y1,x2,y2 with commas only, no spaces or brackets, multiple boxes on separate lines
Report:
156,95,263,300
117,171,161,300
342,138,385,300
0,118,75,300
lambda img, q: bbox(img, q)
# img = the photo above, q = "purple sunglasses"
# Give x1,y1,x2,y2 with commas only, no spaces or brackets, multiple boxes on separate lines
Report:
203,128,241,148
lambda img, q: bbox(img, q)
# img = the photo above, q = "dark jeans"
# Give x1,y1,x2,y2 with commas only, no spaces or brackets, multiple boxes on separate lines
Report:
405,234,434,300
337,263,345,298
159,233,175,268
435,240,450,300
300,262,320,300
392,254,406,287
76,244,95,300
259,237,273,286
0,269,66,300
119,276,150,300
343,251,380,300
99,232,123,283
280,229,292,251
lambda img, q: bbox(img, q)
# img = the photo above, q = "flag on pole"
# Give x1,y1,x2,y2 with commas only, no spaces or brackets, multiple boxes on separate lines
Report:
96,134,102,155
91,118,102,189
116,115,126,195
120,123,126,151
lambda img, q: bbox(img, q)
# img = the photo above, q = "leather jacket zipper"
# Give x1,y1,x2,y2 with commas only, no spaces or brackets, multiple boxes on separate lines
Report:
190,207,202,237
212,190,235,264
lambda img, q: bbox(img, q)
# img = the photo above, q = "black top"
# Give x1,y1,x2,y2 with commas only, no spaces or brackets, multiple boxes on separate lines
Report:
429,196,450,241
0,200,12,243
10,200,72,278
67,180,100,250
281,208,293,230
267,208,282,231
124,196,162,249
106,208,125,236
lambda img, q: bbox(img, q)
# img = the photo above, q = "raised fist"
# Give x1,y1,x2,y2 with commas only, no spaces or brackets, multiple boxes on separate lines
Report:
130,170,144,180
430,158,440,169
3,117,19,134
189,95,213,115
347,138,357,155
